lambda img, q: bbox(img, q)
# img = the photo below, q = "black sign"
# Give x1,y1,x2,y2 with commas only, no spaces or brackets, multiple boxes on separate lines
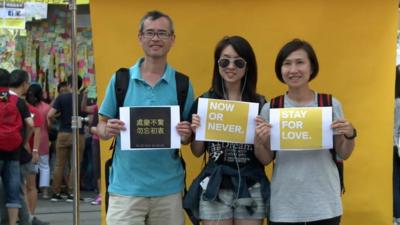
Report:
130,107,171,148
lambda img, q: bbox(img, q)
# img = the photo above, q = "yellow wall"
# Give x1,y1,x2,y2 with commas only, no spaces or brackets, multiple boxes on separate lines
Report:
90,1,397,224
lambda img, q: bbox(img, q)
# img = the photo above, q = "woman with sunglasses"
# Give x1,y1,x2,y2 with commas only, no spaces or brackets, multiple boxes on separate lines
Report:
183,36,269,225
255,39,356,225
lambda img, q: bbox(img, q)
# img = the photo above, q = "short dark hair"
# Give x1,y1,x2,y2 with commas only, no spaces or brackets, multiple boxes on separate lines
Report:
275,39,319,83
57,81,68,92
0,68,10,87
26,83,43,106
211,36,259,102
9,69,29,88
67,75,83,90
139,10,174,34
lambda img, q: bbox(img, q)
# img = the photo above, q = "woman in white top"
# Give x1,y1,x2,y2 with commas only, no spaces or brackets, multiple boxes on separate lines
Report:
254,39,356,225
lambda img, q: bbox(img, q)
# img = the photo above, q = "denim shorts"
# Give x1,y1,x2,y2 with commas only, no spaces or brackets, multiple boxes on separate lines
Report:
199,183,266,220
21,161,38,178
0,160,22,208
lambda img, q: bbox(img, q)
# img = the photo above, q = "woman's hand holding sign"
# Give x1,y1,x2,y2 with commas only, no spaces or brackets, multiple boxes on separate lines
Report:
190,114,206,157
254,116,274,165
190,114,201,133
255,116,272,145
331,118,356,160
331,119,355,138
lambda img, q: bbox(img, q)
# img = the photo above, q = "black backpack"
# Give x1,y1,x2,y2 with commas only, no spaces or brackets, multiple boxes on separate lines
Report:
104,68,190,212
270,93,345,194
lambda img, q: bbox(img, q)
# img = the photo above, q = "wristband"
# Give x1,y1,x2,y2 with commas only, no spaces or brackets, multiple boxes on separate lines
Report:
32,149,38,153
344,128,357,140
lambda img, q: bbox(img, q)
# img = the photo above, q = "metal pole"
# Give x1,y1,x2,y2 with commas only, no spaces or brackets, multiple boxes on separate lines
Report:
69,1,80,225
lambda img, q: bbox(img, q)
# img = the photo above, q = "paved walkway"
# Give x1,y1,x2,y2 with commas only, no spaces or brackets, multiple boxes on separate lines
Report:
35,191,101,225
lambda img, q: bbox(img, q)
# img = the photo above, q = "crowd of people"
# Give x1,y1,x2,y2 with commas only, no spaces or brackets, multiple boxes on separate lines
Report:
0,69,101,225
0,9,367,225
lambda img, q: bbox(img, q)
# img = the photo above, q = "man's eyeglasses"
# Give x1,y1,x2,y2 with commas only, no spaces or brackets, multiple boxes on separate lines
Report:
141,30,172,40
218,58,247,69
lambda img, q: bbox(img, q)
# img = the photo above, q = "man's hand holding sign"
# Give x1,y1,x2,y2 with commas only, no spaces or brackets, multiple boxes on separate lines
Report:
125,107,175,149
109,106,192,150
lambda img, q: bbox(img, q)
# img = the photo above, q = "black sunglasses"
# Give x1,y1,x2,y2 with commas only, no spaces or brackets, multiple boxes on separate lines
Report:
218,58,247,69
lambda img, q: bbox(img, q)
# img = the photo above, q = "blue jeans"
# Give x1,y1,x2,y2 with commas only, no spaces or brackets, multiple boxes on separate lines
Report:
0,160,21,208
0,162,32,225
199,183,266,220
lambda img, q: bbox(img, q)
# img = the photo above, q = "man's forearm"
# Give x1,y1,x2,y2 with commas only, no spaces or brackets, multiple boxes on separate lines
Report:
97,121,111,140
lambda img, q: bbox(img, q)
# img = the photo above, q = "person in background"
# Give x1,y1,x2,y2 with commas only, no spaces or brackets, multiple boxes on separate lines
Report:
48,81,69,193
7,69,49,225
47,76,86,202
96,10,194,225
0,68,33,225
56,82,68,96
26,84,51,200
10,70,42,225
255,39,356,225
80,90,101,205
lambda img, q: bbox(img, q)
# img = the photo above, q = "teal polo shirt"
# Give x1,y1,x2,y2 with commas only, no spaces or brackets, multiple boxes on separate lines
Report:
99,58,194,196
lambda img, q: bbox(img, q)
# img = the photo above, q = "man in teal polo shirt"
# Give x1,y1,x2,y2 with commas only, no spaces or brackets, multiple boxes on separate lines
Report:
97,10,194,225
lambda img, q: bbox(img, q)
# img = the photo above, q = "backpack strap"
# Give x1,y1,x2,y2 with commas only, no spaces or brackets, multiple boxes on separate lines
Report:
109,68,131,156
175,71,189,120
106,68,131,211
115,68,130,117
317,93,332,107
174,71,190,196
270,95,285,108
317,93,345,194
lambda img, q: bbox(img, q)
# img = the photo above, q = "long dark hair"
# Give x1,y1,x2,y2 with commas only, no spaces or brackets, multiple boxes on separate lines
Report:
210,36,259,102
26,84,43,106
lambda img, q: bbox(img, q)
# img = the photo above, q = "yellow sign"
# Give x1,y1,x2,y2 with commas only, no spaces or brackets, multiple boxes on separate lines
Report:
196,98,259,144
205,99,248,143
280,108,322,149
270,107,333,150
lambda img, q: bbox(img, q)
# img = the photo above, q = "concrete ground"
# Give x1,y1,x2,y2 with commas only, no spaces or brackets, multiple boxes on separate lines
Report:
35,191,101,225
